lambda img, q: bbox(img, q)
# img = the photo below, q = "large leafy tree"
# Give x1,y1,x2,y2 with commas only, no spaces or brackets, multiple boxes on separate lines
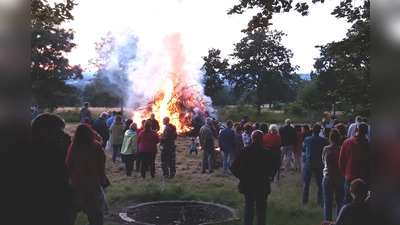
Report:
312,0,370,115
201,48,229,104
297,79,319,117
31,0,83,112
228,0,326,32
228,28,298,114
88,30,139,112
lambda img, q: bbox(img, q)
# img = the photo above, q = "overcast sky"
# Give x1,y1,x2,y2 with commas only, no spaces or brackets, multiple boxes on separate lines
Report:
59,0,354,74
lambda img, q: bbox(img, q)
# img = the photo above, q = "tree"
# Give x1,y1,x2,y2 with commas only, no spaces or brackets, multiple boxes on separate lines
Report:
201,48,229,104
297,80,319,117
88,29,139,113
312,0,370,115
227,0,327,32
31,0,83,111
228,28,298,114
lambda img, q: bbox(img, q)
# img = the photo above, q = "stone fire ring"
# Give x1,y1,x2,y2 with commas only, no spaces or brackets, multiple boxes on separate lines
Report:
119,200,239,225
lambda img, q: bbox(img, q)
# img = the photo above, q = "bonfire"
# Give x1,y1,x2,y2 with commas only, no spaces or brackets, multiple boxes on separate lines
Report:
130,72,214,135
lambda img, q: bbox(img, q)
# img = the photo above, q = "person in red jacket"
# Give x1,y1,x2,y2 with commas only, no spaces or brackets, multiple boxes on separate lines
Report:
137,120,160,179
66,124,109,225
339,122,370,207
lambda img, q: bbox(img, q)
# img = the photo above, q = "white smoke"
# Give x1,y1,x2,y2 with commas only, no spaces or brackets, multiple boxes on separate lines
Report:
94,0,215,114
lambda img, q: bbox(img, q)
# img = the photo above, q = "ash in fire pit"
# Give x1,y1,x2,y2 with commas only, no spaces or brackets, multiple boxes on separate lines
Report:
119,200,238,225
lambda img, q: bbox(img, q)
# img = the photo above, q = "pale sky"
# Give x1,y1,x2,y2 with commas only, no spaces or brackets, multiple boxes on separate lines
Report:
59,0,353,74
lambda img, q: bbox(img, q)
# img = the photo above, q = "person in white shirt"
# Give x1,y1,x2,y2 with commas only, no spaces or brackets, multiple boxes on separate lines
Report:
347,116,362,138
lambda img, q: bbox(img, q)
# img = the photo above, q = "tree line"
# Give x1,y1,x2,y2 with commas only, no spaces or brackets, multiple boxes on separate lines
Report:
31,0,370,118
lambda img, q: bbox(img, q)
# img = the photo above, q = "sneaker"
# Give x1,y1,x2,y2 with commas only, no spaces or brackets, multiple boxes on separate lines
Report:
169,174,175,178
201,170,206,174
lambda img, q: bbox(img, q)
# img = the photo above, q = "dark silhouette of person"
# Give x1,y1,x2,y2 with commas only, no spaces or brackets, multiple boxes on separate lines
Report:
230,130,278,225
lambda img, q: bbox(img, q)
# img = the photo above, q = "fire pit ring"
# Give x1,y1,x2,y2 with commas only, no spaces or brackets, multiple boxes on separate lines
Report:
119,200,239,225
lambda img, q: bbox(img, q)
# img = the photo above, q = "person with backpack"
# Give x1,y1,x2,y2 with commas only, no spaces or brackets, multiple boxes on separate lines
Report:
160,116,177,178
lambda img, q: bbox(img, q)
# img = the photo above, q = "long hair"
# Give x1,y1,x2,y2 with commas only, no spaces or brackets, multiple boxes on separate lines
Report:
144,120,152,132
73,124,95,149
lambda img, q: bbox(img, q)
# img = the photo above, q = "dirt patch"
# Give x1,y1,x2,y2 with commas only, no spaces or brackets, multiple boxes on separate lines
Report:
122,201,237,225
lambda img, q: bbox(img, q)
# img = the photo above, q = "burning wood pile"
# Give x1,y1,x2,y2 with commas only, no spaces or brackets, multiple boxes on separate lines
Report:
131,73,223,136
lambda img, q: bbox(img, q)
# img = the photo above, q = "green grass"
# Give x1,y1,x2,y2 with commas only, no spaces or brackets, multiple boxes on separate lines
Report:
73,172,325,225
56,110,80,123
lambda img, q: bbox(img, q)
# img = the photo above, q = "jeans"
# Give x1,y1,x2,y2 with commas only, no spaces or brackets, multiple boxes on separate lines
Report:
322,177,344,221
302,160,323,204
201,150,215,172
223,151,235,174
281,146,293,171
244,193,268,225
161,146,176,178
342,179,353,207
123,154,134,176
87,211,103,225
293,148,302,170
112,144,124,163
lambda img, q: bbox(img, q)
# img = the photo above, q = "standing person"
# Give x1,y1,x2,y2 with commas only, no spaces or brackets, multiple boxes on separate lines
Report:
339,122,370,206
279,119,296,172
121,123,138,177
31,103,39,121
218,120,237,175
137,120,160,179
293,125,303,172
242,122,254,147
60,119,72,162
148,113,160,131
106,111,117,128
234,125,244,154
109,115,125,165
66,124,109,225
263,124,282,182
347,116,362,138
31,113,74,225
240,115,249,131
259,123,269,136
322,129,345,221
320,179,373,225
135,119,147,172
123,119,133,133
301,124,313,175
302,123,329,205
362,117,370,143
334,123,348,146
79,102,92,123
230,130,278,225
91,112,110,149
327,115,337,128
199,117,216,174
160,116,177,178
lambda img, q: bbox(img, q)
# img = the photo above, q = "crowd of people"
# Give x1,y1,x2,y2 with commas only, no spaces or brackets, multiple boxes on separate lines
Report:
217,114,371,225
31,101,371,225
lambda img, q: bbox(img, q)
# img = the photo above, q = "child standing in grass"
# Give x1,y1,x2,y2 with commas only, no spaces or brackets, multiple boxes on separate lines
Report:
188,138,198,155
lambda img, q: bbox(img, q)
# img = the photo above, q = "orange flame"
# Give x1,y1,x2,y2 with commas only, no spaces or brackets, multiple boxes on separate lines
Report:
130,76,207,135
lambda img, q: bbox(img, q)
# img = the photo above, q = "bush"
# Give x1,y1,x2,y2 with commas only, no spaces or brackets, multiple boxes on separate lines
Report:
283,101,306,116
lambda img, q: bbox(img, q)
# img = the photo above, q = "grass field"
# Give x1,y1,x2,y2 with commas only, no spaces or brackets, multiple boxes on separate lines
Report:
64,123,329,225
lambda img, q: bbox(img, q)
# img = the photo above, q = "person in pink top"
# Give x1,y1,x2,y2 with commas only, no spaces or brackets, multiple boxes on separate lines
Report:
137,120,160,179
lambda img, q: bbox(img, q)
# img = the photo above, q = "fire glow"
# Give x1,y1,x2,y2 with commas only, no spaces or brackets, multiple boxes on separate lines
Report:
130,73,209,134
